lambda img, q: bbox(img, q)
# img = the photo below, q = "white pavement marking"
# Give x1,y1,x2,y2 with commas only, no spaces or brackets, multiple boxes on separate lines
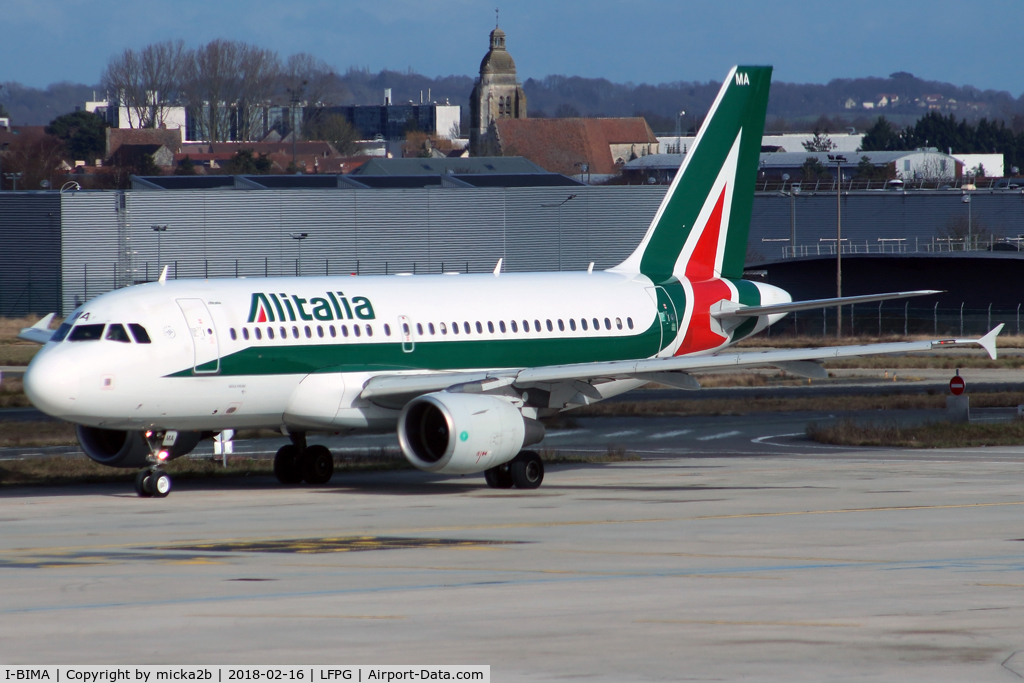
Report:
545,429,592,439
649,430,693,440
751,432,804,444
604,430,641,438
696,430,741,441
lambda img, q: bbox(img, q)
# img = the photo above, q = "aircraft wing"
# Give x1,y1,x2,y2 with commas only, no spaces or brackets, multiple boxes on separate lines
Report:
711,290,941,320
516,325,1002,386
360,325,1003,403
17,313,56,344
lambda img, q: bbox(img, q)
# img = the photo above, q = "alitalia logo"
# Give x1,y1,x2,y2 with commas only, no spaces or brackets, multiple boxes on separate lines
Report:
248,291,376,323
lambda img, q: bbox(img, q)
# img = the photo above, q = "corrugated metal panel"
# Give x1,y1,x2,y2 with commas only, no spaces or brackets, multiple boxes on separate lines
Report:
0,193,61,316
60,191,121,314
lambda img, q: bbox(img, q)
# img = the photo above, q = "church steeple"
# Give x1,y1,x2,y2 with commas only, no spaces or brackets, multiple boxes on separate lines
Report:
469,19,527,156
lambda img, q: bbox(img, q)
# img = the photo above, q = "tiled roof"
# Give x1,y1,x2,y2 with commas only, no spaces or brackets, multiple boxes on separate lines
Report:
494,118,658,175
107,128,182,155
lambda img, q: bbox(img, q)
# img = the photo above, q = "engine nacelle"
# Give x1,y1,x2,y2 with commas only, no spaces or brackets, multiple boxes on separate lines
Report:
398,392,544,474
76,426,202,468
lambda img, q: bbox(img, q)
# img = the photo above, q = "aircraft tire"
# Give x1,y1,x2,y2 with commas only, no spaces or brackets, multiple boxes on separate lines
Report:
303,445,334,485
146,469,172,498
274,445,303,484
134,469,153,497
484,465,514,489
510,451,544,490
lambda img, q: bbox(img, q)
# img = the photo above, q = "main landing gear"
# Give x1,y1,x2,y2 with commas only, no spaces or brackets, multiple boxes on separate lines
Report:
274,431,334,485
484,450,544,490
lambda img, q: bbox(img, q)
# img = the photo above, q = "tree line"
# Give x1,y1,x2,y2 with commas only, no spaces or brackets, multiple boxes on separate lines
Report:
101,39,346,142
860,112,1024,173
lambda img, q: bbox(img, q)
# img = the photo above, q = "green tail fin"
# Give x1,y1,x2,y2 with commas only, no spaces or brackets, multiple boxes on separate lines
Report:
612,66,772,282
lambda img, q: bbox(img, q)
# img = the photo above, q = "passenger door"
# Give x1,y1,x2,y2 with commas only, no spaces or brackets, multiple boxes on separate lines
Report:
398,315,415,353
176,298,220,374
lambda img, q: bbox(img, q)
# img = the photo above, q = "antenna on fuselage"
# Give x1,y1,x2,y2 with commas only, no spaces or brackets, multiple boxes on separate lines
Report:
493,258,503,276
158,265,168,286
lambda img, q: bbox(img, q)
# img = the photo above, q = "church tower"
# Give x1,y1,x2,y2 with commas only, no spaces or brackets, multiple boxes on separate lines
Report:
469,22,527,156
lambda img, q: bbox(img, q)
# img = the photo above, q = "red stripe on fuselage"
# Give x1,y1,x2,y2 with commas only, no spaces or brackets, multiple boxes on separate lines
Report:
675,185,731,355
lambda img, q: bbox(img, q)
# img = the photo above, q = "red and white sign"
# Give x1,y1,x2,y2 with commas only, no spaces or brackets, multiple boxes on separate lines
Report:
949,375,966,396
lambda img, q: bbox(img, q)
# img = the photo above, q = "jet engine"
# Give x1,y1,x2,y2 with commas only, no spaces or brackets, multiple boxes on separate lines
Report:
76,426,202,468
398,392,544,474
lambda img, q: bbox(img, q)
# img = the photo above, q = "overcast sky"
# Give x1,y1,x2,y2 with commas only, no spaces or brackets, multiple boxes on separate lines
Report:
3,0,1022,95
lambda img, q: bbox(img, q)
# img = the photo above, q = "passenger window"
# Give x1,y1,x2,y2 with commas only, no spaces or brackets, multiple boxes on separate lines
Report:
402,323,409,335
487,321,494,333
464,322,471,334
452,322,459,335
242,327,250,341
291,326,298,338
268,327,275,339
558,319,565,331
317,326,324,338
255,328,262,340
304,326,312,338
68,324,105,342
534,319,541,332
365,325,373,337
416,323,423,335
105,324,131,343
569,319,576,331
581,319,589,331
229,328,237,341
329,325,336,338
522,320,529,332
440,322,448,335
604,317,611,330
627,317,634,329
475,321,483,333
499,321,506,333
341,325,349,337
511,320,518,332
128,323,151,344
593,318,600,330
546,320,553,332
354,325,361,337
615,317,623,330
429,323,436,335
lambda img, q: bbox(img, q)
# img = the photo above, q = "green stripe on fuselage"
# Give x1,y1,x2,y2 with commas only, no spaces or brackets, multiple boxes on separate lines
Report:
172,319,663,377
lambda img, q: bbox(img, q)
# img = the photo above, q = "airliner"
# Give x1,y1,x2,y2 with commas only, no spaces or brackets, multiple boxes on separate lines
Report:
20,66,1001,497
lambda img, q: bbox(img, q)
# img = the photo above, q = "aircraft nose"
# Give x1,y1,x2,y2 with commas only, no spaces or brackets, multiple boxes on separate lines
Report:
23,351,81,417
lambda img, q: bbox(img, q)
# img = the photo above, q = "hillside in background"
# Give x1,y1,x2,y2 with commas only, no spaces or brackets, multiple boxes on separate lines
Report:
4,69,1023,135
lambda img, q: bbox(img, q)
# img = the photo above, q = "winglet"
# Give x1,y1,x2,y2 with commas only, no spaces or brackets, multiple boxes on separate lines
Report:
158,265,169,285
977,323,1004,360
493,258,503,276
17,313,56,344
935,323,1003,359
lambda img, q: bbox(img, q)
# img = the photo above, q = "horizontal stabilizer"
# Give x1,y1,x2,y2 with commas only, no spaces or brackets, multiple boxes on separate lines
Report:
17,313,56,345
711,290,942,319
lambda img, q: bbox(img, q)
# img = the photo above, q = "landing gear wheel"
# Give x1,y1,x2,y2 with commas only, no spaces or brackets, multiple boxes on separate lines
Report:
145,469,172,498
510,451,544,490
134,469,153,497
303,445,334,485
484,464,514,489
274,444,303,484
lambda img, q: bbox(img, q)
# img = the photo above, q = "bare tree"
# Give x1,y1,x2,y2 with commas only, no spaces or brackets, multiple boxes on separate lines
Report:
182,40,245,143
236,45,281,142
102,40,187,128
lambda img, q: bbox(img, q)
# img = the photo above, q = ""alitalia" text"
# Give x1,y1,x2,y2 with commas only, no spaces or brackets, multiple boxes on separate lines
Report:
247,292,375,323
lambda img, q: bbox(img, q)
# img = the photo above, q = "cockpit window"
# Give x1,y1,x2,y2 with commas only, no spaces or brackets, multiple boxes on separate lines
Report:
51,322,72,342
128,324,152,344
67,324,105,342
105,324,131,343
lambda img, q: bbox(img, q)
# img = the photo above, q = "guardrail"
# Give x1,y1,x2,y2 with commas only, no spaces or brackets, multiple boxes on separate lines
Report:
769,235,1024,258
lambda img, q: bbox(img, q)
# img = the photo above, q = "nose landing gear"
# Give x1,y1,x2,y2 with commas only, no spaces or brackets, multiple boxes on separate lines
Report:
133,430,176,498
273,431,335,486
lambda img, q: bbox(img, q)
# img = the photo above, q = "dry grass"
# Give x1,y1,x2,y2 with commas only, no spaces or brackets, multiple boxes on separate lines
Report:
807,417,1024,448
0,379,32,409
577,391,1024,417
0,419,77,447
0,316,55,366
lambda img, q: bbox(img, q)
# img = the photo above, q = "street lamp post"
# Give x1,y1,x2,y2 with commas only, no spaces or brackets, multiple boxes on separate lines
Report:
781,173,797,254
541,194,578,271
4,172,22,191
962,194,972,250
827,154,847,336
287,81,307,173
677,110,685,155
151,225,168,276
290,232,309,276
